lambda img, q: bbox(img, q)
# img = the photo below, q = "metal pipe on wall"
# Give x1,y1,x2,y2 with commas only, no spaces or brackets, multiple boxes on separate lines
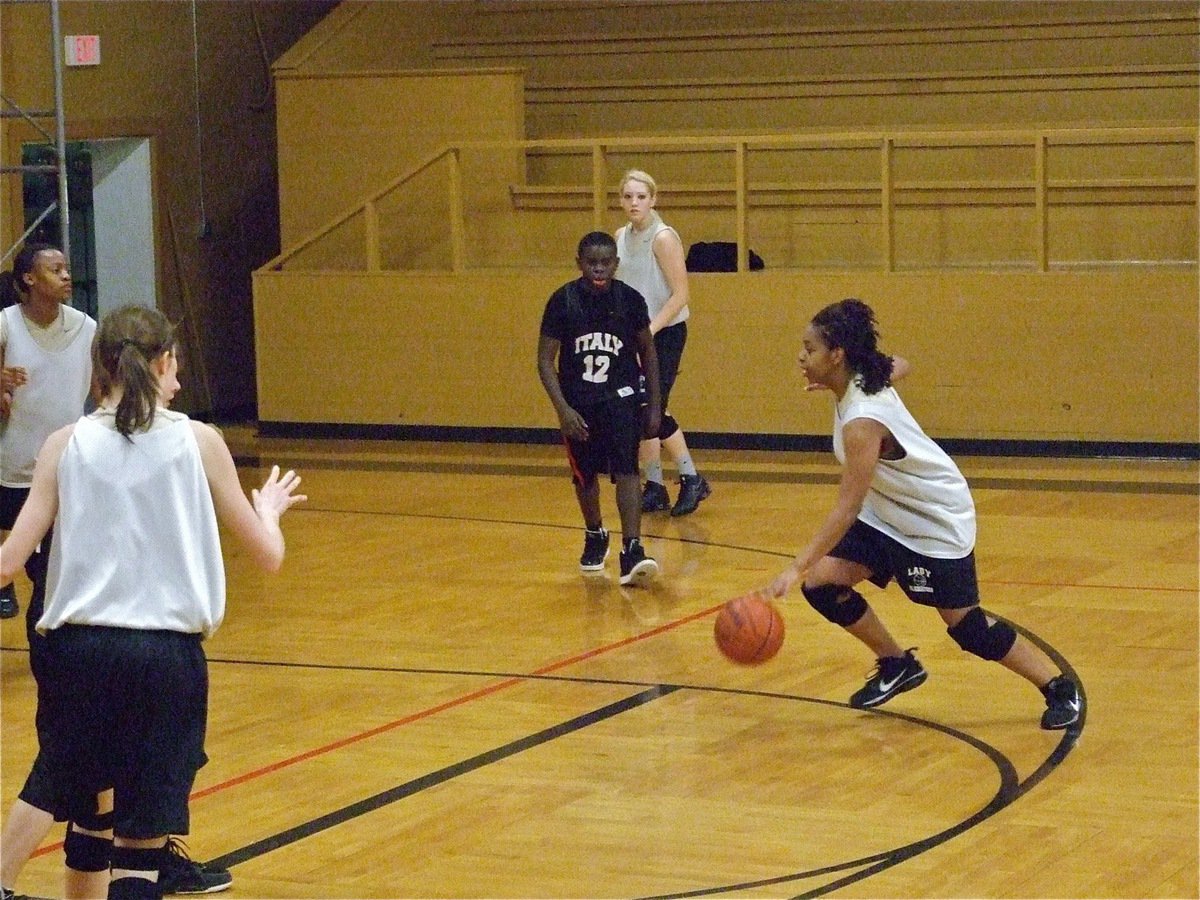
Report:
49,0,70,261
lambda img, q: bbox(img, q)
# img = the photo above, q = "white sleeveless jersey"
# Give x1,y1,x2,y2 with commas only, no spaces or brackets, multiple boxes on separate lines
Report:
39,411,226,637
0,304,95,487
833,380,976,558
615,211,689,327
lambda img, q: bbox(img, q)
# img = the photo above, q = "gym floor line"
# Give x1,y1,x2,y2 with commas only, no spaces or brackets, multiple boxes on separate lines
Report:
186,639,1083,897
4,462,1165,897
231,453,1197,495
16,600,1085,895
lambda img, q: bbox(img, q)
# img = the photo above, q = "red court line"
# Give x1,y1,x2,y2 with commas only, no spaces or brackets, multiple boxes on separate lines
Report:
27,570,1189,858
30,601,723,858
192,600,722,800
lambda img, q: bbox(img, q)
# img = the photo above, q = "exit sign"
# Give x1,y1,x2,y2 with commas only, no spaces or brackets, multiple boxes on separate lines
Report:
65,34,100,66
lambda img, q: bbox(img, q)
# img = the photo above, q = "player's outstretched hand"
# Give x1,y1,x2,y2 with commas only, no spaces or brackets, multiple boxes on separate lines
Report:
252,465,307,522
765,565,801,599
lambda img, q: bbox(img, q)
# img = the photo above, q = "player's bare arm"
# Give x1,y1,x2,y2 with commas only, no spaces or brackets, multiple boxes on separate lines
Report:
537,334,589,441
767,417,886,597
636,327,662,439
649,229,689,335
0,424,70,584
193,421,305,573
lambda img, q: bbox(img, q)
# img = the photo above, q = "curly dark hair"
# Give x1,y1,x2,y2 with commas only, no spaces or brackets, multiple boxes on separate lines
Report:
810,298,894,395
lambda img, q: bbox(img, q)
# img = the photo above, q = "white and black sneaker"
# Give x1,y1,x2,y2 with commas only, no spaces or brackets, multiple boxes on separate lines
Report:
849,649,928,709
1040,675,1082,730
618,538,658,587
579,527,610,573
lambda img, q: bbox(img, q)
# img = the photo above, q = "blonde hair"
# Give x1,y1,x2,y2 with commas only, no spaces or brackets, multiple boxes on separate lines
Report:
619,169,657,197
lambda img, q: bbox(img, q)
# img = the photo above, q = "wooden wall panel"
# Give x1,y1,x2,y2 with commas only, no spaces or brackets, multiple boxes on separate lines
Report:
275,69,525,246
259,1,1197,446
253,268,1198,443
522,68,1197,140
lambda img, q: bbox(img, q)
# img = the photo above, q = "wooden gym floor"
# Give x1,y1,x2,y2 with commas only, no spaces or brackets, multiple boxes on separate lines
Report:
2,430,1197,899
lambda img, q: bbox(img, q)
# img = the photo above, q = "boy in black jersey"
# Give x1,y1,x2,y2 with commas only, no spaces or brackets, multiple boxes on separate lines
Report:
538,232,662,586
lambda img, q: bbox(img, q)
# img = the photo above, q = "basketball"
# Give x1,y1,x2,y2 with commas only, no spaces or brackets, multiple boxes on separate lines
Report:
714,594,785,665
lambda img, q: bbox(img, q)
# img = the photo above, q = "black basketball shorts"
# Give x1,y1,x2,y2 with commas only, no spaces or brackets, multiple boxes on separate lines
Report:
829,519,980,610
564,396,641,485
32,625,209,837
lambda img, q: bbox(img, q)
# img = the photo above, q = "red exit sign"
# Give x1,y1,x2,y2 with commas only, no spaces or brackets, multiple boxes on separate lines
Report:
65,34,100,67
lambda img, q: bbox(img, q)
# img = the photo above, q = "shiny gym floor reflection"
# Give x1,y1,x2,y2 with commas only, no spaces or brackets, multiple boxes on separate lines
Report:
2,433,1196,898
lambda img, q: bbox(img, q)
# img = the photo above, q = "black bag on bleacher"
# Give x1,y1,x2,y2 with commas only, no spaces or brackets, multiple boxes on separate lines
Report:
685,241,764,272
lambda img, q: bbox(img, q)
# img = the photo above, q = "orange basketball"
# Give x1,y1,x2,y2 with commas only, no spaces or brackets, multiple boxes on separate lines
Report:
714,594,785,665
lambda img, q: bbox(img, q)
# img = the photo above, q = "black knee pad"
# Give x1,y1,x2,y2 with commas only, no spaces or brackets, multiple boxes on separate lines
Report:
108,874,163,900
802,582,868,627
110,844,162,874
657,414,679,442
110,845,164,900
64,827,112,873
947,607,1017,661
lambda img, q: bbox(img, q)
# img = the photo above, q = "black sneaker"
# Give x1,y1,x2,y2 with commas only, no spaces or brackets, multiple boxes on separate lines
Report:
579,527,610,572
1040,675,1082,730
0,584,18,619
619,539,659,587
849,649,928,709
641,481,670,513
158,838,233,895
670,474,711,517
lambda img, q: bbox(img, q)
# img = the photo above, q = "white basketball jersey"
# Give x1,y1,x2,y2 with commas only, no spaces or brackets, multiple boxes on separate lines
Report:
615,212,689,327
39,411,226,637
0,305,94,487
833,380,976,558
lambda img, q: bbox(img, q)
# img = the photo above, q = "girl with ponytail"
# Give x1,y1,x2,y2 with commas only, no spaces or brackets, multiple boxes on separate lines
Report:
0,304,306,898
765,298,1081,731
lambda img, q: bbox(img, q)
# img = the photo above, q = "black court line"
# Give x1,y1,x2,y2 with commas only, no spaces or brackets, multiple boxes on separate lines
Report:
0,584,1078,889
0,480,1094,893
187,603,1081,899
232,453,1198,495
644,612,1084,899
205,685,680,870
181,502,1196,598
636,697,1026,900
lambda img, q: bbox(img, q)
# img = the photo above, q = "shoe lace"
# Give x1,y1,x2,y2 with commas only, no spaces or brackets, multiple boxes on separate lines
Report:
164,836,195,864
862,658,885,680
868,647,918,681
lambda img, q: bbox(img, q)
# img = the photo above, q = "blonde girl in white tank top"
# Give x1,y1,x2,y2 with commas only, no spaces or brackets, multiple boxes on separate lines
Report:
615,170,711,518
